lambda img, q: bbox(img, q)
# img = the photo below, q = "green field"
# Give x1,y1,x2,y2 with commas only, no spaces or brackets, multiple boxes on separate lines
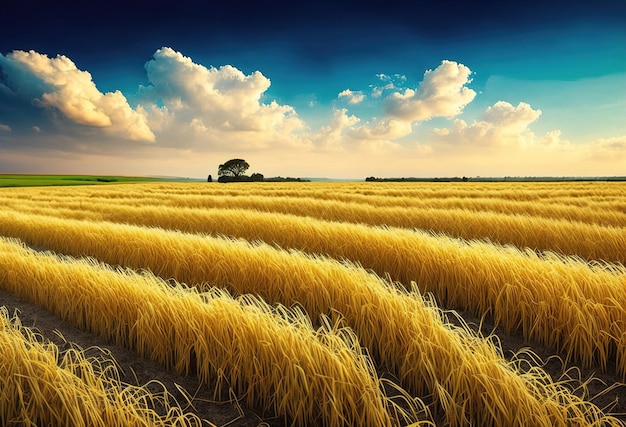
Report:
0,174,186,187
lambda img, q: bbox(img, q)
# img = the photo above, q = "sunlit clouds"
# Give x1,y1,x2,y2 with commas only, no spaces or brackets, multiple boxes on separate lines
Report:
0,50,154,142
433,101,545,148
338,89,365,105
383,61,476,121
0,46,625,178
587,136,626,159
136,47,309,151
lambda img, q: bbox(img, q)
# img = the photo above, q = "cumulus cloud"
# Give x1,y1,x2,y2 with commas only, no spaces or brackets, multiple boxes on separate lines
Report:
346,118,413,141
0,50,154,142
482,101,542,133
311,108,360,151
338,89,365,104
586,135,626,159
316,61,477,151
432,101,545,148
137,47,307,150
4,48,621,178
310,109,410,153
384,60,475,121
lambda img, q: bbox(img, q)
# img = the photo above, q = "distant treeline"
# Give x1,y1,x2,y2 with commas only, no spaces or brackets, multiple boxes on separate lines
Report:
263,177,311,182
217,175,263,183
365,176,626,183
366,177,470,182
218,175,310,183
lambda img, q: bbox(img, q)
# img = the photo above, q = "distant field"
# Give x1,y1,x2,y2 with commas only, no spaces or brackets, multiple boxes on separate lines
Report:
0,174,181,187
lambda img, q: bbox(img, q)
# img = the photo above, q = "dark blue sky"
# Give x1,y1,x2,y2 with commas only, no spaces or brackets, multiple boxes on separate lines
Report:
5,0,624,74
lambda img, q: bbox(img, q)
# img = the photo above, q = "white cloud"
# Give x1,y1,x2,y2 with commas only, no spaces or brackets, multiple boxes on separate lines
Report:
537,130,570,149
586,135,626,159
383,60,476,121
310,109,409,153
2,48,622,179
426,101,626,176
371,73,406,98
376,73,407,83
371,83,394,98
311,108,360,151
0,50,154,142
338,89,365,104
138,47,307,150
482,101,542,133
321,61,477,150
432,101,546,148
347,118,413,141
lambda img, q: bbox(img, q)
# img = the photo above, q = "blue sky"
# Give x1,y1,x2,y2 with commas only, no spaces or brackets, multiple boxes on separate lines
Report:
1,0,625,178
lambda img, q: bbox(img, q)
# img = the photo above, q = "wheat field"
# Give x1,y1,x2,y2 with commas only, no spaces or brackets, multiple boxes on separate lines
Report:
1,181,625,426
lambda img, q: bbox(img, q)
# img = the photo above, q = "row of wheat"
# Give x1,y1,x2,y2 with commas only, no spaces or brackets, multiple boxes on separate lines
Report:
0,237,423,426
4,181,626,223
6,180,626,220
0,213,619,426
1,198,625,374
0,306,204,427
128,181,626,226
18,179,619,200
2,183,625,264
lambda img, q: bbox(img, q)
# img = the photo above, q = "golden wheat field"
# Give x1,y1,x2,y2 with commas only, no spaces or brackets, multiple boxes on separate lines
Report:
1,180,626,426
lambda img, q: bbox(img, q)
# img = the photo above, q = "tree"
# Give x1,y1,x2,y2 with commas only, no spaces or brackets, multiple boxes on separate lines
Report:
218,159,249,178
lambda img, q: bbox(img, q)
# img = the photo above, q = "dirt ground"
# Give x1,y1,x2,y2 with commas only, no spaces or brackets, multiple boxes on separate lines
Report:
1,288,625,426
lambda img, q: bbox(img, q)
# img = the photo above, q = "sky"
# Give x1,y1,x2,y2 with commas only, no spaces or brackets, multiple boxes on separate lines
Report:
1,0,625,179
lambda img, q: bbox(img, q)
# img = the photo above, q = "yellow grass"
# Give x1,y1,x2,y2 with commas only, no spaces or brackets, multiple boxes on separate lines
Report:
1,200,625,374
0,237,419,427
2,182,625,264
0,306,204,427
2,181,626,426
0,215,619,426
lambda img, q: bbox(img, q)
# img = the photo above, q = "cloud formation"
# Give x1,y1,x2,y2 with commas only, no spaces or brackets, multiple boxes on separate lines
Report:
586,135,626,159
383,60,476,121
311,108,360,151
338,89,365,105
1,47,623,178
347,118,413,142
325,61,476,146
0,50,154,141
432,101,546,148
371,73,406,98
137,47,307,150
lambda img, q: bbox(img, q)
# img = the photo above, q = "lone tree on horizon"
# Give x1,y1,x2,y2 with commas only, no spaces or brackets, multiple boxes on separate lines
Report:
218,159,250,178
